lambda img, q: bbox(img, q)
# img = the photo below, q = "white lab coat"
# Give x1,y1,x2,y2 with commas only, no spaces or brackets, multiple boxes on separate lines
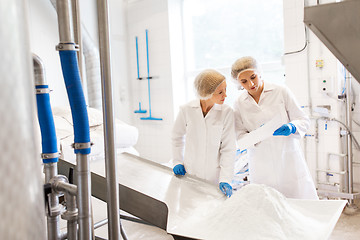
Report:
172,100,236,184
234,82,318,199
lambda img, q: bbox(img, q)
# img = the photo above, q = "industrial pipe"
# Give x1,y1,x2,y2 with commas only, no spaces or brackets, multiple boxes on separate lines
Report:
33,53,61,240
50,175,78,240
34,54,59,164
96,0,126,239
49,0,103,110
345,71,353,202
71,0,84,81
56,0,74,44
55,1,93,239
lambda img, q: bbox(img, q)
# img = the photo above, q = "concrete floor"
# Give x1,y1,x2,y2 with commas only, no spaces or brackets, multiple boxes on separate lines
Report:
329,201,360,240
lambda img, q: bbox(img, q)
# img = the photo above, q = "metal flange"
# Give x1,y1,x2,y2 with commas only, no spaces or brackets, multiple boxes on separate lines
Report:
56,43,79,51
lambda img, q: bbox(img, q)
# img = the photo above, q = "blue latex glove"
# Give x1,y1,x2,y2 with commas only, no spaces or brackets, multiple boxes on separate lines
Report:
173,164,186,175
273,123,296,136
219,182,233,197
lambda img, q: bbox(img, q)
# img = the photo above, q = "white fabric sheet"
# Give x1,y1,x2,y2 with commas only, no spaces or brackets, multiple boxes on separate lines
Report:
51,106,139,163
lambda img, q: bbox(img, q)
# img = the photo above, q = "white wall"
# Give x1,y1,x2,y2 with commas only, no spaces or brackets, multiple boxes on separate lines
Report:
28,0,68,107
126,0,176,163
283,0,360,193
109,0,132,123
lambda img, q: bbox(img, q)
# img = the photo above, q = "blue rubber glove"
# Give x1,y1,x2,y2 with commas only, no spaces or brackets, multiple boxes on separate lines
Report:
273,123,296,136
173,164,186,175
219,182,233,198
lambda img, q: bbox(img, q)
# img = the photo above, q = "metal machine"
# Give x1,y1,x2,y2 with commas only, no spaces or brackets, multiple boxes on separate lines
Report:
304,0,360,202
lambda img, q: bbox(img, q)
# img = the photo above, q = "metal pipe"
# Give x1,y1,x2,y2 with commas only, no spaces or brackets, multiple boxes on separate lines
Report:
315,118,320,188
49,0,103,109
96,0,124,239
345,71,353,200
38,67,60,240
45,165,60,240
71,0,83,81
33,54,47,85
56,0,74,43
50,175,78,240
94,219,108,230
55,1,93,238
76,154,93,240
64,193,78,240
53,179,78,196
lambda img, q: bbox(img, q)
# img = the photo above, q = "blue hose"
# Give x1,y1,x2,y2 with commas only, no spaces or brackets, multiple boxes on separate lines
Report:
59,50,91,154
36,85,58,163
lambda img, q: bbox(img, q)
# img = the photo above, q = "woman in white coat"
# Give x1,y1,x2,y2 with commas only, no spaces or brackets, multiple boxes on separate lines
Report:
172,69,236,197
231,56,318,200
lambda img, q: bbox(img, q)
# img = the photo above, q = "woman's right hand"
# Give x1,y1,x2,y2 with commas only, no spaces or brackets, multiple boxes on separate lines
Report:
273,123,296,136
173,164,186,175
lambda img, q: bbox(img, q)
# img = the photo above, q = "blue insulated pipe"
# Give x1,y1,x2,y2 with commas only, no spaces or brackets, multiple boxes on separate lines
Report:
36,85,58,163
59,50,91,154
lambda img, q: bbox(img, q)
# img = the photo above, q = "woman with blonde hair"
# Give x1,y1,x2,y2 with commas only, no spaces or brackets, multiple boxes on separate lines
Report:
231,56,317,199
172,69,235,197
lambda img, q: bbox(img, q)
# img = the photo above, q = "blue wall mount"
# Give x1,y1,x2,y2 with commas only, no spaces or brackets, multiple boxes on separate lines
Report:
135,29,163,121
134,102,147,114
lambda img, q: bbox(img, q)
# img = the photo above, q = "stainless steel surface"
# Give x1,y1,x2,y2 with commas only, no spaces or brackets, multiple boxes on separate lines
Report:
56,175,78,240
36,88,51,94
96,0,122,239
88,164,169,230
304,0,360,83
63,187,78,240
42,152,60,159
57,175,78,240
59,153,347,239
72,142,93,149
44,163,58,183
56,43,79,51
71,0,83,81
94,219,108,230
0,0,46,239
51,175,78,196
58,158,168,233
76,154,93,240
44,163,61,240
317,189,360,199
36,51,61,239
346,71,353,202
58,152,223,235
115,153,223,238
47,215,61,240
56,0,74,43
56,1,93,238
33,53,47,85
